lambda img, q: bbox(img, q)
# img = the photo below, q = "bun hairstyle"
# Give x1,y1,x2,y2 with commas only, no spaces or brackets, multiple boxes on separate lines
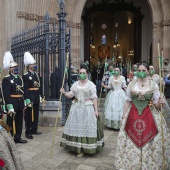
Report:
80,65,89,74
114,67,121,71
139,61,149,70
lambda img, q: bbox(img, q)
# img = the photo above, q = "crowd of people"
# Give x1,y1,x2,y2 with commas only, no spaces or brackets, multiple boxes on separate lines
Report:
61,59,170,169
1,53,170,169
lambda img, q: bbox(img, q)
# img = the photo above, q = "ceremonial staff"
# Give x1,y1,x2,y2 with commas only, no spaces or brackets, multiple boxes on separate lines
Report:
162,51,165,94
50,52,69,158
98,57,108,108
121,56,123,75
158,43,166,170
1,65,16,135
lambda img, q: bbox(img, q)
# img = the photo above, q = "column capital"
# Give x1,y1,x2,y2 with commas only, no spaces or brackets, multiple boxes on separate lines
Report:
71,23,81,29
153,22,162,28
162,20,170,26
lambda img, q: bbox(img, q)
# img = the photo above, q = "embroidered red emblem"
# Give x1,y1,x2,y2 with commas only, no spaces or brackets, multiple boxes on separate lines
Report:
124,104,158,148
0,159,5,168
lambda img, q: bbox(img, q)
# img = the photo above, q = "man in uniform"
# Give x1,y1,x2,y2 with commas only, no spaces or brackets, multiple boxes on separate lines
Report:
92,62,104,95
2,52,27,143
22,52,42,139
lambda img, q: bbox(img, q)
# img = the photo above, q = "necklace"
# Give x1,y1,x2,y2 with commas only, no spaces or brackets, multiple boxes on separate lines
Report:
113,76,120,84
138,81,148,87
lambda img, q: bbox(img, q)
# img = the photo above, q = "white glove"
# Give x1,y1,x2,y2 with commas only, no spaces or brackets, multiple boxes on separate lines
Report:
8,108,14,113
40,96,42,103
27,103,32,107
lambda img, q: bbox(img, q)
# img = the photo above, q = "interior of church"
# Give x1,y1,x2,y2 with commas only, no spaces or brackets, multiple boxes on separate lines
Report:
88,11,135,69
81,0,152,70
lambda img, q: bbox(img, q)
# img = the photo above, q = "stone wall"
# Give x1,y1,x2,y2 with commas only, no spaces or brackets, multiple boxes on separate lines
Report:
0,0,170,71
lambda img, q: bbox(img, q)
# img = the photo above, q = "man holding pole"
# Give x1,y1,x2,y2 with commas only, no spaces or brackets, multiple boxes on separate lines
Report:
22,52,42,139
2,52,27,143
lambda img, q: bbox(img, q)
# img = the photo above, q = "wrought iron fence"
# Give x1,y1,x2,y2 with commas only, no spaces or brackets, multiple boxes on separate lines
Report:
11,11,71,101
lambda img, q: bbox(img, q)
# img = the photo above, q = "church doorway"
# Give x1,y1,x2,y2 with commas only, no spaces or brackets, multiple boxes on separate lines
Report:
82,1,150,70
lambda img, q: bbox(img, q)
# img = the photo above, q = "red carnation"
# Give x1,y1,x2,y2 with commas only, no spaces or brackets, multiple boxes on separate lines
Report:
0,159,5,168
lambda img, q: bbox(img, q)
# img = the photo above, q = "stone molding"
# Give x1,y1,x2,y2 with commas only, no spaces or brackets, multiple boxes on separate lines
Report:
17,11,81,29
153,20,170,28
72,23,81,29
162,20,170,26
16,11,58,23
153,22,162,28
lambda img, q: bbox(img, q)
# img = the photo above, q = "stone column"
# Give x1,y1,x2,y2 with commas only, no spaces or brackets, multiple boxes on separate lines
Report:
152,22,163,72
162,20,170,60
71,0,86,68
0,0,6,65
71,23,81,68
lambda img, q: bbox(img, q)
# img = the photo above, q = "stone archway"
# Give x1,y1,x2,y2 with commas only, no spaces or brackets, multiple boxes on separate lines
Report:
70,0,170,70
0,0,169,70
82,2,144,64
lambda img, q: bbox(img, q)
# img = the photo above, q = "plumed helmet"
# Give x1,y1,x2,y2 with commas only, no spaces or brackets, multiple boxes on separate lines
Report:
3,51,18,69
24,52,36,66
10,61,18,68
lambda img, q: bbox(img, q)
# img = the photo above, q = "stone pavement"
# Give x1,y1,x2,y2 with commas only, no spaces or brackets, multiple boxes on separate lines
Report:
16,125,118,170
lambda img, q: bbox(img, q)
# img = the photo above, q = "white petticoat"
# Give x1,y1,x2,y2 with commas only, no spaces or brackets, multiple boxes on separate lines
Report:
104,89,126,121
64,101,97,138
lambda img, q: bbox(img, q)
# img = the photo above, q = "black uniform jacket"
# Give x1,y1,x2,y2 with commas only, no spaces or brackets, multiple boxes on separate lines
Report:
2,74,24,111
22,71,40,104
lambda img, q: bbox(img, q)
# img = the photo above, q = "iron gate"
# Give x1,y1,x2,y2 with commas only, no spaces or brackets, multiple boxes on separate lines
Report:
11,2,71,101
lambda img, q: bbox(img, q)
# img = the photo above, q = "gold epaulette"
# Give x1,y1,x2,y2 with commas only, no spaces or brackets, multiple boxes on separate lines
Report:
5,74,10,77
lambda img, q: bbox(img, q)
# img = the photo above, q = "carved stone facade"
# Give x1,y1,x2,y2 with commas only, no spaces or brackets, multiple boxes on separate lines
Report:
0,0,170,71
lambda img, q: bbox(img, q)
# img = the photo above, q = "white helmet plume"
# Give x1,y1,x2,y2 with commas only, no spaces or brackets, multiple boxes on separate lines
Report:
3,51,15,70
24,52,36,66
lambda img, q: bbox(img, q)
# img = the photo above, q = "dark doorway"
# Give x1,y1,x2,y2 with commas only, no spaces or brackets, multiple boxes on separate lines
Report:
82,1,144,69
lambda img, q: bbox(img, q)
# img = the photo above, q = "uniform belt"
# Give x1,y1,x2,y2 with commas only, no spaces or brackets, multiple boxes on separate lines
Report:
10,94,23,98
28,88,39,91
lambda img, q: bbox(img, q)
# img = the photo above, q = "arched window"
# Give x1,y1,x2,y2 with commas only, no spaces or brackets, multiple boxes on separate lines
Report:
102,34,106,45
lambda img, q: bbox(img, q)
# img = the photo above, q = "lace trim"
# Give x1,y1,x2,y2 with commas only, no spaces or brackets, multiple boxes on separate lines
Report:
61,137,104,149
63,128,97,138
129,79,155,94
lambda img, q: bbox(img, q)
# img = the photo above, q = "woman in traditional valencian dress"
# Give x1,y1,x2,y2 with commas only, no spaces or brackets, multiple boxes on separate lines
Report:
114,63,170,170
0,120,24,170
0,67,24,170
60,67,104,157
148,65,164,85
101,67,127,130
148,65,170,125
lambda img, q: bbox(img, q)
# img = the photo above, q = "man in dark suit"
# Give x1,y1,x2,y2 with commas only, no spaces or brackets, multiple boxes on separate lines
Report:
23,52,42,139
2,52,27,143
92,62,104,95
50,66,60,99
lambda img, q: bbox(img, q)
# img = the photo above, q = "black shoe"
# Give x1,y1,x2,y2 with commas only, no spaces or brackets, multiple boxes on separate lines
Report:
26,133,33,139
14,138,28,144
31,131,42,135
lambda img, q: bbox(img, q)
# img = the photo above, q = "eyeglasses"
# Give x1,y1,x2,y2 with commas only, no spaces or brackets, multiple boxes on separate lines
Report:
79,72,86,74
